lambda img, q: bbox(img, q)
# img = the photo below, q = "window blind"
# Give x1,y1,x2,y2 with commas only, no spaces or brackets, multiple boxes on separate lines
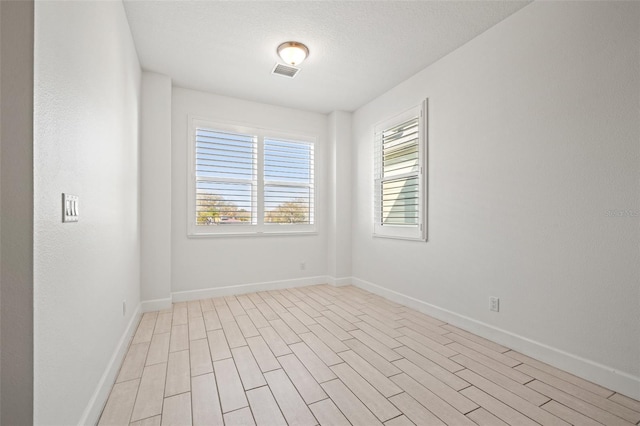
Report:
375,116,420,226
264,138,314,224
195,128,256,225
190,120,317,235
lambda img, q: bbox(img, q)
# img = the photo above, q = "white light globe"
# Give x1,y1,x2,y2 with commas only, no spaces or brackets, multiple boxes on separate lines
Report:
278,42,309,66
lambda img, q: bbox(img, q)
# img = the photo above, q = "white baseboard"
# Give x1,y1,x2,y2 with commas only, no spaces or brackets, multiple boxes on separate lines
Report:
327,276,352,287
141,297,172,312
171,275,330,302
351,276,640,401
78,303,142,426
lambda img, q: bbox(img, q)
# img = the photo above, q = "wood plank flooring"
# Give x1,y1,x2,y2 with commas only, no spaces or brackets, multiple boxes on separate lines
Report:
99,285,640,426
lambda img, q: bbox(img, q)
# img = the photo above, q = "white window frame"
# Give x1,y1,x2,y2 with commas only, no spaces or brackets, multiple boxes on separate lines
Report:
188,117,317,237
373,99,428,241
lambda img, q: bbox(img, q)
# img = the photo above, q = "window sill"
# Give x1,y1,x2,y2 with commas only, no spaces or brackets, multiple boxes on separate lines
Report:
373,233,426,242
188,230,318,238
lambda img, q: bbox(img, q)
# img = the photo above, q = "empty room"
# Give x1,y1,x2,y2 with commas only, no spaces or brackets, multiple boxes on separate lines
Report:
1,0,639,425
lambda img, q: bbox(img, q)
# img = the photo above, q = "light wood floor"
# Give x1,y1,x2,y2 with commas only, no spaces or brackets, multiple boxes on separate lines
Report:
98,284,640,426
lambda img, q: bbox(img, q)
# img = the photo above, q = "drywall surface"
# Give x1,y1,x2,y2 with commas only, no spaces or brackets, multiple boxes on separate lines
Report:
172,88,328,292
1,0,2,413
141,72,172,303
0,1,34,424
34,2,141,424
327,111,353,283
352,1,640,390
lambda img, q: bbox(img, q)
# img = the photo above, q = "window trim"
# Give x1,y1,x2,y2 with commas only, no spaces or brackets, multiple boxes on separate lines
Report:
373,99,428,241
188,116,317,237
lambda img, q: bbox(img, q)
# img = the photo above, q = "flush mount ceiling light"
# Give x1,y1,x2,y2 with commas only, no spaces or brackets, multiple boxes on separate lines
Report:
277,41,309,66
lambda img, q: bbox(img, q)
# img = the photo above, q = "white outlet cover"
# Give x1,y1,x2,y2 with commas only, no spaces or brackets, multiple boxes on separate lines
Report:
490,297,500,312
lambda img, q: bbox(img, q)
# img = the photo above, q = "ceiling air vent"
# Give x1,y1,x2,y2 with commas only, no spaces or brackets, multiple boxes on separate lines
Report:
272,63,300,78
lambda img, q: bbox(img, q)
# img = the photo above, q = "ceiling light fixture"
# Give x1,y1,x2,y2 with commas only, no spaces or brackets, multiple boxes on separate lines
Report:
277,41,309,66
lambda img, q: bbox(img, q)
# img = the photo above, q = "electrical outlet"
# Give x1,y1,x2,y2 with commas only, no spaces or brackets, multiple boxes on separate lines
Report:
300,262,306,270
489,297,500,312
123,300,127,316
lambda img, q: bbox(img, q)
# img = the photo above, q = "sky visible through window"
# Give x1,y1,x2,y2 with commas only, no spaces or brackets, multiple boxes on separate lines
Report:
195,128,313,225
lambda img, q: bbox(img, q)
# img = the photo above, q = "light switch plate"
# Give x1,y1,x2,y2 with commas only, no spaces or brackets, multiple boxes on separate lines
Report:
62,193,79,223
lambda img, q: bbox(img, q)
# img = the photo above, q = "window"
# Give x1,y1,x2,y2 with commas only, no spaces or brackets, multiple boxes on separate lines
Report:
374,100,427,241
189,119,315,236
194,127,257,227
264,138,314,225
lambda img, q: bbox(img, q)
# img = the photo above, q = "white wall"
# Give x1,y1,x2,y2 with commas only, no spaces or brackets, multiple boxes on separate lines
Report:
172,88,328,295
34,1,141,424
327,111,352,284
0,1,34,424
141,72,172,307
351,1,640,397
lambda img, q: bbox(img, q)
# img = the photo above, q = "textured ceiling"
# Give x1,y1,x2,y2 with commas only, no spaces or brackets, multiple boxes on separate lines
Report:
123,1,530,113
